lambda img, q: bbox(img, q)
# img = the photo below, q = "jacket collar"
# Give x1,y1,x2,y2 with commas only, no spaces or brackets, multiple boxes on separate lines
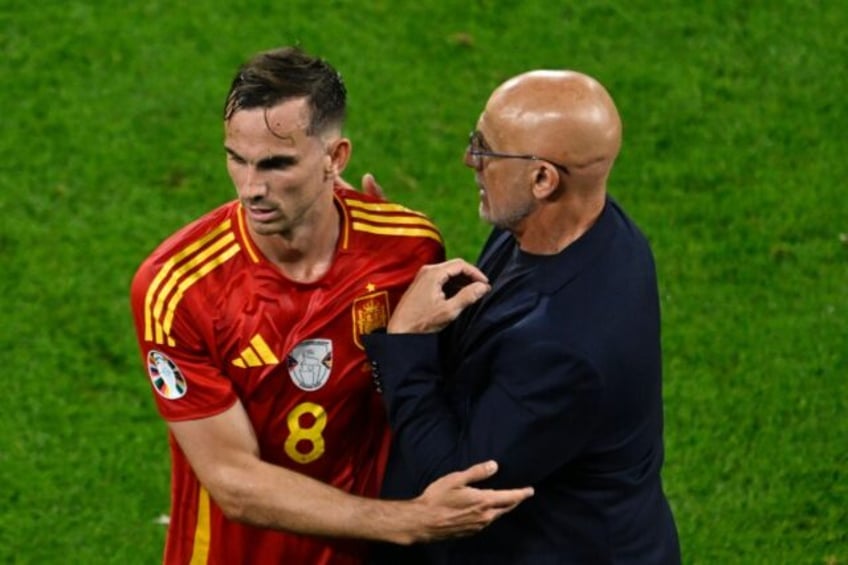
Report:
481,196,619,295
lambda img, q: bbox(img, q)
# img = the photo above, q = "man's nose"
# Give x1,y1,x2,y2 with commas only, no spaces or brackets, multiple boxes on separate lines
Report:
242,167,268,199
463,146,476,169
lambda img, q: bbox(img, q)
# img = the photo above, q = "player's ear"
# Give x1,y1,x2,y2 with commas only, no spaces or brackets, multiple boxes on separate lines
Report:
327,137,351,177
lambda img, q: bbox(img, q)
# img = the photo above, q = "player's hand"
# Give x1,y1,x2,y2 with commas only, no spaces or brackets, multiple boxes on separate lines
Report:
334,173,385,200
407,460,534,543
387,259,490,334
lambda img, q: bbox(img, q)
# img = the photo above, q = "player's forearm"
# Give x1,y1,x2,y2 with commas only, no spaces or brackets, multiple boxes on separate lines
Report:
205,451,532,545
207,456,420,544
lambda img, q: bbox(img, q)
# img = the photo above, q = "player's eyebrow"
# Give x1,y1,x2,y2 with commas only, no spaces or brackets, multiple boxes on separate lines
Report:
257,155,297,170
224,146,241,160
224,146,297,169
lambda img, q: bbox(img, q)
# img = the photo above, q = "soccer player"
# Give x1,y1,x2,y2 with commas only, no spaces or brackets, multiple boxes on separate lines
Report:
130,46,532,565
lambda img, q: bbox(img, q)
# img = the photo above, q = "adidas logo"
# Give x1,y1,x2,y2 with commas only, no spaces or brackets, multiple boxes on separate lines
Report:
232,334,279,368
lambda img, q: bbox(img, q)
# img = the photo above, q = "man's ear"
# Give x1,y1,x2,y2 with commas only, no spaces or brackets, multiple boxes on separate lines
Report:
531,163,562,200
326,138,352,178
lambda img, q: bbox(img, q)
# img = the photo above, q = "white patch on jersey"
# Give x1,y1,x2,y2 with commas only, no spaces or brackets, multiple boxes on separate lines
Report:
286,339,333,391
147,350,187,400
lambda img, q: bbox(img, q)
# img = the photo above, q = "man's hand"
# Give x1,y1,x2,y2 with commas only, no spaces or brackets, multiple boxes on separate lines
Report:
387,259,490,334
335,173,385,200
402,460,534,544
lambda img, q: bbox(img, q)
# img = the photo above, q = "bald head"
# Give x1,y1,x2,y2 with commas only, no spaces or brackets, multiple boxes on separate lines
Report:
483,70,622,186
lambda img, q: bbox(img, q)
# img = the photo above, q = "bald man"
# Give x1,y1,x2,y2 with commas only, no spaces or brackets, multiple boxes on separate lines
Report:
364,70,681,563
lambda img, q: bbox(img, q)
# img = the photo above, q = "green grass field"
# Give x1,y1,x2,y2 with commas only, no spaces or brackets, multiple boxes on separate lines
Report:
1,1,846,563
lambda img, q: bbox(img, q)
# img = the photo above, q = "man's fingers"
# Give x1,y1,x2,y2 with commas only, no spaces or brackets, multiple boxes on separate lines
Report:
334,173,386,201
437,259,488,284
362,173,385,200
430,260,489,300
450,281,490,306
387,260,490,333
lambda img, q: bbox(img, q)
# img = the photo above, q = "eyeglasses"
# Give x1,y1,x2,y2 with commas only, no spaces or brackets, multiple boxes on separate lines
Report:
467,131,569,175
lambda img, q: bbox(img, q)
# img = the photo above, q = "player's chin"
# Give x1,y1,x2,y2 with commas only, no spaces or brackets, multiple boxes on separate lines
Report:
248,217,287,236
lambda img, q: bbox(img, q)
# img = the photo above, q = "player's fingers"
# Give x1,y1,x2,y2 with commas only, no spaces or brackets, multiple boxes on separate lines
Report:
457,495,530,536
483,486,535,509
447,460,499,486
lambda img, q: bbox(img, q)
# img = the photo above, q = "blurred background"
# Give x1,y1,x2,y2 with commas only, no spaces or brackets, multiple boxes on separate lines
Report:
1,1,845,562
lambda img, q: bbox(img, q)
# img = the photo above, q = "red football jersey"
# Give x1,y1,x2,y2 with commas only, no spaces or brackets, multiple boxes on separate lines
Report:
130,188,444,565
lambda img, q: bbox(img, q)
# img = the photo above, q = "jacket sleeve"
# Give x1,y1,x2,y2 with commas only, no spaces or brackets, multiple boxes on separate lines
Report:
363,328,604,492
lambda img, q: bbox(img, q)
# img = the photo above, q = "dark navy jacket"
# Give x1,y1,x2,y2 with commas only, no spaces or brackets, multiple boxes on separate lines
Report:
364,198,680,564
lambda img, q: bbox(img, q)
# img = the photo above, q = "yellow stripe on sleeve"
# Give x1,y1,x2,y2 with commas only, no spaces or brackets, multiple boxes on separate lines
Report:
161,243,241,343
343,198,428,216
351,221,443,245
151,234,238,344
349,209,439,230
143,220,232,341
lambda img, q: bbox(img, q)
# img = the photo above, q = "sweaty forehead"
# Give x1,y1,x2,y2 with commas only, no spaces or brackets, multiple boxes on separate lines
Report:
264,100,312,138
226,100,312,145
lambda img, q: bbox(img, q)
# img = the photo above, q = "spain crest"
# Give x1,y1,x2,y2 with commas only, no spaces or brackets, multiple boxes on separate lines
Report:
352,290,390,349
287,339,333,391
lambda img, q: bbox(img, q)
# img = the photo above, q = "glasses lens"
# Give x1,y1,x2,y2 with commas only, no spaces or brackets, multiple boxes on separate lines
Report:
466,132,477,167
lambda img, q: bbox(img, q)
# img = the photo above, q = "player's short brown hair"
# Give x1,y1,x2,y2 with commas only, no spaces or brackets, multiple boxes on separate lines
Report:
223,46,346,136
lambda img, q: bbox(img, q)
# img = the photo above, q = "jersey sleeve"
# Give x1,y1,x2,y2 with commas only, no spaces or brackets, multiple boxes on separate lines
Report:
418,228,446,266
130,258,238,422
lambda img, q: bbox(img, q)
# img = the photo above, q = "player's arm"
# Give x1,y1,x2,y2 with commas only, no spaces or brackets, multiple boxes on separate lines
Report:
168,399,533,544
